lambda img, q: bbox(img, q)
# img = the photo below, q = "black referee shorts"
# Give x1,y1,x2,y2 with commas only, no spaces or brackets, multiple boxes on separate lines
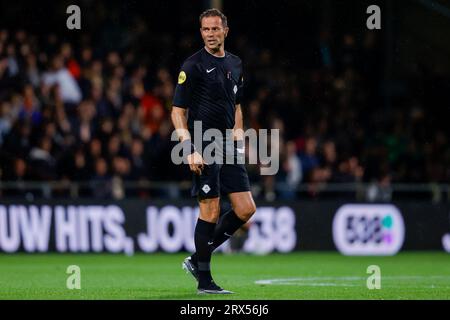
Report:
191,163,251,199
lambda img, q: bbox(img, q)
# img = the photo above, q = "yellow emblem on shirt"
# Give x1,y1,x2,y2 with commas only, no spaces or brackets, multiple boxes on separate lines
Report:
178,71,187,84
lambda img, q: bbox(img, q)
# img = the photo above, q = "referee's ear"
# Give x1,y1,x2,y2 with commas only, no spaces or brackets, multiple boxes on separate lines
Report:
224,27,229,38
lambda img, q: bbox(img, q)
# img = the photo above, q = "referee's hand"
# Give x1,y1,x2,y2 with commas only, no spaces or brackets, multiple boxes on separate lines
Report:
187,151,206,175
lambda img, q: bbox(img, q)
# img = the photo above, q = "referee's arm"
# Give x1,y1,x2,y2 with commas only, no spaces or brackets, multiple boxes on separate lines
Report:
171,106,191,142
233,104,244,141
171,106,205,175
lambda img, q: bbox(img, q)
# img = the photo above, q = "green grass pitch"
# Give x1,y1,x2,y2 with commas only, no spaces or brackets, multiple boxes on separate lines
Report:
0,252,449,299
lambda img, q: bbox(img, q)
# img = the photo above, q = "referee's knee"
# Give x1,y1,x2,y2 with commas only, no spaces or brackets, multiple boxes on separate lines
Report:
235,202,256,222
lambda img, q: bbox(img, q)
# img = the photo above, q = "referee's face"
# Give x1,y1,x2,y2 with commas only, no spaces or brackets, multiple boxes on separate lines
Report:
200,16,229,52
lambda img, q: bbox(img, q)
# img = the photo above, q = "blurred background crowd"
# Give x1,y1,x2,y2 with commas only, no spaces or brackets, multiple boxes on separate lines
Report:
0,0,449,201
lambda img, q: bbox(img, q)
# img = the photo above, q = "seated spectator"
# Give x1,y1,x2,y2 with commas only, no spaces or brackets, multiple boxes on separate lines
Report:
299,136,320,181
90,158,112,199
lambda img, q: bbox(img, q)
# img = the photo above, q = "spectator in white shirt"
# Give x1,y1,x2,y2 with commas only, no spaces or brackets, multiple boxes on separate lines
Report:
42,55,82,104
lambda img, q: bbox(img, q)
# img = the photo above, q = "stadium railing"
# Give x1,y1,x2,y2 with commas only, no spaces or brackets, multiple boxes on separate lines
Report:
0,181,448,203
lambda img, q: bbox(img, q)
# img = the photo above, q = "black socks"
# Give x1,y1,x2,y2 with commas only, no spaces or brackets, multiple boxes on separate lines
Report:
210,209,246,251
192,210,246,268
194,218,216,287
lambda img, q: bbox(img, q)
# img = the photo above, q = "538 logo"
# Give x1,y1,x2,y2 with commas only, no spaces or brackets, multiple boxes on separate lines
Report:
333,204,404,255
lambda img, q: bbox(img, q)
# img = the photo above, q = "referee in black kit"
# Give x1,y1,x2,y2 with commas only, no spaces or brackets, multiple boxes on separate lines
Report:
171,8,256,294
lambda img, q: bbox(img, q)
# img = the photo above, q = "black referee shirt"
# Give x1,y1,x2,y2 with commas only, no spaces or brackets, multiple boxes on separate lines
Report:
172,47,244,135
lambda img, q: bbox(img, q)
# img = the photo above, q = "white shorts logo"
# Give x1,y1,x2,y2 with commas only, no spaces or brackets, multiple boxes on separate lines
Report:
202,184,211,194
233,85,238,94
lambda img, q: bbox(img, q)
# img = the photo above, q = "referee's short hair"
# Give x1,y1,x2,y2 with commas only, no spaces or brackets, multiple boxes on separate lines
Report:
199,8,228,28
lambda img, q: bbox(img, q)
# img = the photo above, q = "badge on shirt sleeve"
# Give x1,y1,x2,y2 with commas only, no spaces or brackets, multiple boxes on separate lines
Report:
178,71,187,84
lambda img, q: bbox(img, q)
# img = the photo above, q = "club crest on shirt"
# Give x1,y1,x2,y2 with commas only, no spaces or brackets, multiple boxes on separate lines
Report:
178,71,187,84
202,184,211,194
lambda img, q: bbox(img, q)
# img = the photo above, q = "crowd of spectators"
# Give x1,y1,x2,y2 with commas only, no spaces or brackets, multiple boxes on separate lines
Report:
0,18,448,200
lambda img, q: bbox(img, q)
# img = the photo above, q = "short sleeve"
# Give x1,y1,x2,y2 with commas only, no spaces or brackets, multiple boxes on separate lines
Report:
235,69,244,105
172,61,196,108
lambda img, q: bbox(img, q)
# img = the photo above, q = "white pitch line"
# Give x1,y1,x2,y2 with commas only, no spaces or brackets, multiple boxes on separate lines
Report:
255,275,450,287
